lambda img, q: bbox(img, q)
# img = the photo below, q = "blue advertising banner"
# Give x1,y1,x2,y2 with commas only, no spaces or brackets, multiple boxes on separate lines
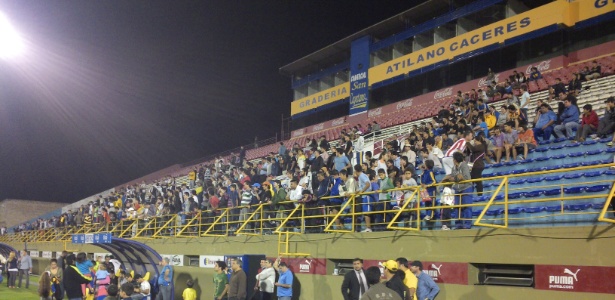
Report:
72,233,112,244
349,36,371,115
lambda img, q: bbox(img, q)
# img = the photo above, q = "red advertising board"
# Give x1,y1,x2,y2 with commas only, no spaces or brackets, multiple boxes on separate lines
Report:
363,260,468,285
535,264,615,294
269,257,327,275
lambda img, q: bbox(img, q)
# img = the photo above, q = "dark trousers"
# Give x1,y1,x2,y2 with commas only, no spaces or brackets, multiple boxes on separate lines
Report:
470,167,484,195
18,269,29,288
261,291,273,300
597,119,615,137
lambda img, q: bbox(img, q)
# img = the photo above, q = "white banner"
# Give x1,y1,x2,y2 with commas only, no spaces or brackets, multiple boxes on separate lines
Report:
29,251,39,258
161,254,184,266
42,251,53,259
199,255,224,268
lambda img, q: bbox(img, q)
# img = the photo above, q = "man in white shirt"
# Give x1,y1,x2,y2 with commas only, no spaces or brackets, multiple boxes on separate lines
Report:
287,179,304,207
255,259,276,300
136,274,151,300
354,133,365,166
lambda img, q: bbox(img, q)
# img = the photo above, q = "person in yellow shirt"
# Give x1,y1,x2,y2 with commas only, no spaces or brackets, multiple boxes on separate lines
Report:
485,110,497,130
396,257,417,300
182,279,197,300
114,196,123,209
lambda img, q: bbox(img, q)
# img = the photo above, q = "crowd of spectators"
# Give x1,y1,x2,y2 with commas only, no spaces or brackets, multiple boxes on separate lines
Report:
7,62,610,235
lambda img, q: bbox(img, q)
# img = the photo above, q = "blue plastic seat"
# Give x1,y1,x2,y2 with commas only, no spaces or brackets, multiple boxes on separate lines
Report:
566,204,591,211
534,147,549,152
542,165,559,171
551,154,567,159
561,163,581,169
508,207,522,214
599,159,612,164
506,192,523,199
586,184,610,192
526,177,544,183
486,209,502,216
563,187,585,194
567,152,584,158
581,160,600,166
605,147,615,153
545,175,563,181
564,143,580,148
549,145,564,150
544,188,561,196
538,140,551,145
605,169,615,176
584,171,604,177
509,179,527,185
524,190,543,197
534,157,549,161
554,137,567,143
563,173,583,179
591,202,606,210
503,161,519,166
511,169,527,174
582,140,597,145
586,149,603,156
599,137,612,143
472,210,482,217
546,205,561,212
483,173,495,178
524,207,545,213
490,163,503,168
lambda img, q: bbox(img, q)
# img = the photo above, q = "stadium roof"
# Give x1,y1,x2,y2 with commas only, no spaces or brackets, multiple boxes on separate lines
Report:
279,0,452,77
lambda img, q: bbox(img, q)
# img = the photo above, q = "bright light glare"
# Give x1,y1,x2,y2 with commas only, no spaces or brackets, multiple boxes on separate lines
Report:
0,12,24,59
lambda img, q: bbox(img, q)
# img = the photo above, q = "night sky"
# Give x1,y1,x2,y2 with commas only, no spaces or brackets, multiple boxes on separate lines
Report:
0,1,422,203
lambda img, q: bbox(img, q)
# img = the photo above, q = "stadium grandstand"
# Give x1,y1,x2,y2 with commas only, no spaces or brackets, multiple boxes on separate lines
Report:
2,0,615,299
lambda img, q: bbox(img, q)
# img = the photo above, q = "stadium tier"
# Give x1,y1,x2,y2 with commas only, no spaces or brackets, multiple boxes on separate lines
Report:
3,1,615,299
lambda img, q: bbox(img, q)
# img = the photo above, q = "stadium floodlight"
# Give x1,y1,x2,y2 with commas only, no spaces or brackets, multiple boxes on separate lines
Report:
0,12,24,59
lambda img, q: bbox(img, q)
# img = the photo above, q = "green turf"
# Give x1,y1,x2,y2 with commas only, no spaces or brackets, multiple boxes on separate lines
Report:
0,283,40,299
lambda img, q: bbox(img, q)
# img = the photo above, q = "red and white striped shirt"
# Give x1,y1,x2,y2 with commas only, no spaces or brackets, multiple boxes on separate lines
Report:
445,139,467,157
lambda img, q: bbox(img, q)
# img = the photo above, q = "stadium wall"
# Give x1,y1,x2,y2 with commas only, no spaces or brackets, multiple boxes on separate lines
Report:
14,226,615,299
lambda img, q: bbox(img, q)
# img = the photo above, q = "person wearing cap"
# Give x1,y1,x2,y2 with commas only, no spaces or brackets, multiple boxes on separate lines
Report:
410,261,439,300
382,260,409,300
361,266,401,300
396,258,417,300
573,104,599,143
341,258,368,300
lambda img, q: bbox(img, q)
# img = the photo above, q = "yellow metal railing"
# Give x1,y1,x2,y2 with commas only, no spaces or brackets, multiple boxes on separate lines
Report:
1,163,614,244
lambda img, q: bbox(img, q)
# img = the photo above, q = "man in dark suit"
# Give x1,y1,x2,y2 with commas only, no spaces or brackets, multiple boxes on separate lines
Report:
341,258,369,300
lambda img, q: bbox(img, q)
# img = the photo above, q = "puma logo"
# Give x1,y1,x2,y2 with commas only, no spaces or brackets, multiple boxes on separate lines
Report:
563,268,580,281
431,264,443,275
